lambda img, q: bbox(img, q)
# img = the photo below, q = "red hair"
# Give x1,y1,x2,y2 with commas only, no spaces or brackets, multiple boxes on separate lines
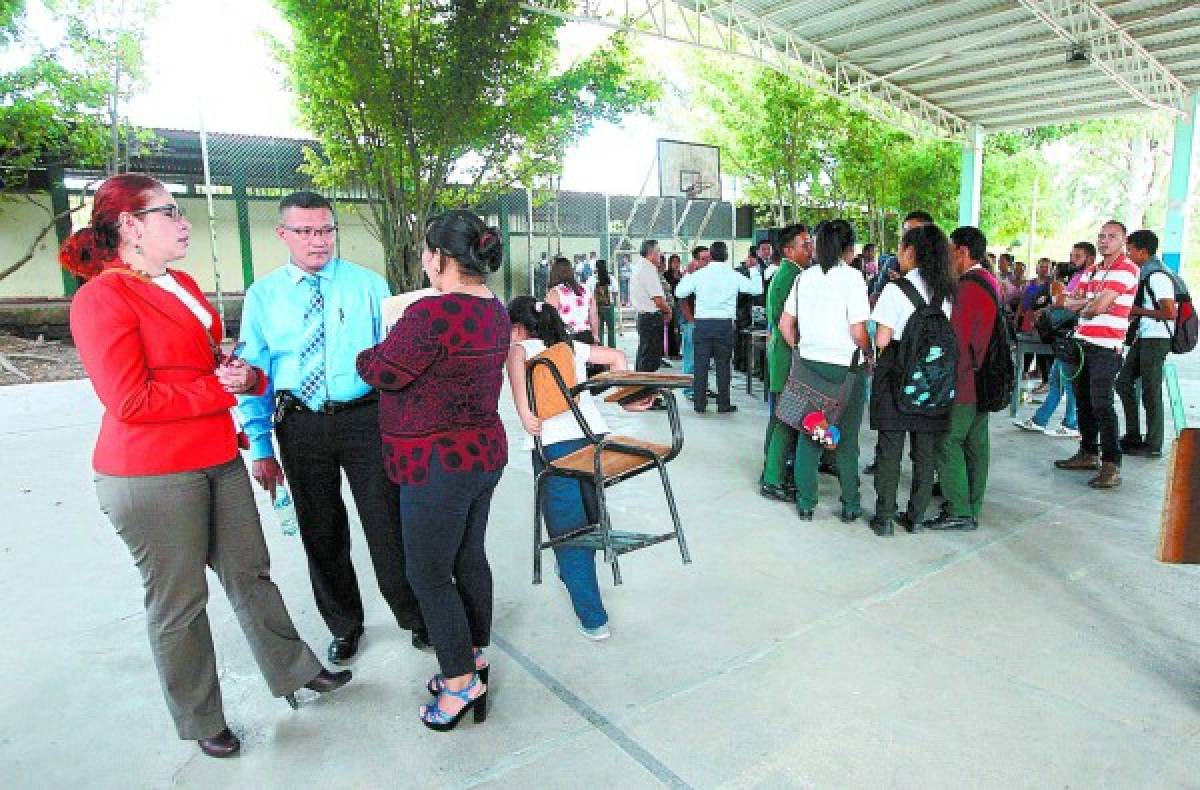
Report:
59,173,163,280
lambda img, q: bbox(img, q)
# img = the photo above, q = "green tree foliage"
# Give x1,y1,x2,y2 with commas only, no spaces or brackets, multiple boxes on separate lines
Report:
1,0,155,280
272,0,659,291
687,59,959,249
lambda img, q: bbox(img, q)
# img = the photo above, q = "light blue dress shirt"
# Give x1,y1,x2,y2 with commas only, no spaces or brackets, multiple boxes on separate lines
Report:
674,262,763,319
237,257,391,460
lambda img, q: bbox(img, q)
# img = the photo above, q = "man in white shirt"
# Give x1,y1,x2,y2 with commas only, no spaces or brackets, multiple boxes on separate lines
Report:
630,239,672,372
674,241,762,413
1115,229,1177,458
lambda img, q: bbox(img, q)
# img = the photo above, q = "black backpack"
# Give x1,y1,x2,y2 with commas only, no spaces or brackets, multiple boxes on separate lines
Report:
961,271,1016,413
1144,271,1198,355
892,279,958,416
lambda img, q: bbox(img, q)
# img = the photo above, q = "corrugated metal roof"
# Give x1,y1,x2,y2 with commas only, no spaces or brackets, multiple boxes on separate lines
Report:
679,0,1199,134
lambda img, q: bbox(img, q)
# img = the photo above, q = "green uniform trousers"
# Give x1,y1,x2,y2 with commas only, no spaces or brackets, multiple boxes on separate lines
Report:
1115,336,1170,451
935,404,990,519
792,360,867,510
873,429,939,522
95,459,322,740
598,304,618,348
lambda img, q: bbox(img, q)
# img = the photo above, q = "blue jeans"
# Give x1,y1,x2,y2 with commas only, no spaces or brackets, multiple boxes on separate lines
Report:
1033,359,1077,429
532,439,608,629
681,320,695,397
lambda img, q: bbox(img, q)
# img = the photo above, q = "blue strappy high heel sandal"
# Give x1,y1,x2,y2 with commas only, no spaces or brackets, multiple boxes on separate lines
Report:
426,649,488,695
419,674,487,732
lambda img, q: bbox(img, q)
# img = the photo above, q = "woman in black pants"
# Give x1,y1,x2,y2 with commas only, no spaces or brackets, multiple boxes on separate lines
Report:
357,210,510,731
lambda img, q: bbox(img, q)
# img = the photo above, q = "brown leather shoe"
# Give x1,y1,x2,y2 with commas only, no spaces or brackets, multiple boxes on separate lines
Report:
1088,462,1122,489
197,727,240,758
1054,450,1101,471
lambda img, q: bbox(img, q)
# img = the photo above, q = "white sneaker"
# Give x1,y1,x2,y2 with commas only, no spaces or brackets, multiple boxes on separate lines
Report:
1044,424,1081,439
578,622,611,641
1012,417,1043,432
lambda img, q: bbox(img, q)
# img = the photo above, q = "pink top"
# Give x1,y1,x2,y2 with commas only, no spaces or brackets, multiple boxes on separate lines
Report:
553,283,593,333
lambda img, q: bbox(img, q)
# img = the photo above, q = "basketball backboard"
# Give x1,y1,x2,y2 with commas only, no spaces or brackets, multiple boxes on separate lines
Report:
657,139,721,201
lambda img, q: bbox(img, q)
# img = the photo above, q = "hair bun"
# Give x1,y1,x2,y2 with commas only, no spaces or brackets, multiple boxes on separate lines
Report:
59,227,117,280
478,227,503,273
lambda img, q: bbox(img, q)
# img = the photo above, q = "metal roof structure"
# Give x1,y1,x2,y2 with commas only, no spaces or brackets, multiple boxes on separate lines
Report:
526,0,1200,140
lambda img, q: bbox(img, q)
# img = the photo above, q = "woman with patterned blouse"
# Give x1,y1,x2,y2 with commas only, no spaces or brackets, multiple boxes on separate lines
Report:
356,210,510,732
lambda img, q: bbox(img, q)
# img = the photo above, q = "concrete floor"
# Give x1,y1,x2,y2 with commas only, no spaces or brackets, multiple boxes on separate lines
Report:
2,340,1199,789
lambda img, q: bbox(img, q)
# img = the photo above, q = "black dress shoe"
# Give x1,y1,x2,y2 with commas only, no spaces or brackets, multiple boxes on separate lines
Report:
328,628,363,665
840,507,862,524
717,405,738,414
796,506,814,521
818,462,838,477
869,516,894,537
1125,444,1162,459
760,482,791,502
412,628,433,651
922,513,978,531
286,668,353,709
198,727,240,758
895,512,919,533
1118,434,1143,453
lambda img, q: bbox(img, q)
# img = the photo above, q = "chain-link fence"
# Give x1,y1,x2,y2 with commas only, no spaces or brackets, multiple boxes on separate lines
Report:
4,129,742,302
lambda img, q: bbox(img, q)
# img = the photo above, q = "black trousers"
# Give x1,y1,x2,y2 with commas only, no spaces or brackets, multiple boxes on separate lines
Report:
399,453,503,679
873,429,938,522
693,318,735,410
667,311,682,357
636,312,665,372
1072,343,1123,464
276,401,424,638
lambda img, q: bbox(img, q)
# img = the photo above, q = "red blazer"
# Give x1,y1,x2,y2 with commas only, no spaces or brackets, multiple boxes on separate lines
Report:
70,267,265,476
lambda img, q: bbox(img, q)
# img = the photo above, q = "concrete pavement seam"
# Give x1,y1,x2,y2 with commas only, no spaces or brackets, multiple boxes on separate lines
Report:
491,633,692,789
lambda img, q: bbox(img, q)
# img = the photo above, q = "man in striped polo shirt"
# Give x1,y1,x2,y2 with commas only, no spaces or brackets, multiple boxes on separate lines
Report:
1054,220,1140,488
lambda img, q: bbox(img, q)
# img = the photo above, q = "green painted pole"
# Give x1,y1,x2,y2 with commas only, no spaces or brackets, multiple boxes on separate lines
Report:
1162,91,1198,274
232,166,255,288
958,123,984,227
48,165,80,296
500,198,512,301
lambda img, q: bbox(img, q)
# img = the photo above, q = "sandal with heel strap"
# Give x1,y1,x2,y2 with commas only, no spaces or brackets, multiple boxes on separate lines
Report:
420,674,487,732
427,649,488,695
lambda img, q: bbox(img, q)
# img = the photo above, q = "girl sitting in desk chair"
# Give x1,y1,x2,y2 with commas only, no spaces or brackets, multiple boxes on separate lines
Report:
505,296,651,640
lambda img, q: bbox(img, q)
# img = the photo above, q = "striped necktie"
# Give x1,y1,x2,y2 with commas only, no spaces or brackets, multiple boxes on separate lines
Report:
296,275,327,411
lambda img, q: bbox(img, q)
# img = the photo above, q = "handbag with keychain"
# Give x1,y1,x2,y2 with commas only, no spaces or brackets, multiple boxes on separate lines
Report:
774,348,863,434
773,274,866,438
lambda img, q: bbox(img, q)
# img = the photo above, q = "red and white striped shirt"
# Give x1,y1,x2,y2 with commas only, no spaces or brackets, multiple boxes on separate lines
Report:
1072,254,1140,351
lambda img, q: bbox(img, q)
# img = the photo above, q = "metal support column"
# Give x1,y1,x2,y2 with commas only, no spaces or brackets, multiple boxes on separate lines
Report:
958,123,985,227
1163,91,1198,274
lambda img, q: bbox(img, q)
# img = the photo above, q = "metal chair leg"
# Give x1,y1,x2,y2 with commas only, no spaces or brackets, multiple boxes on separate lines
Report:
593,474,623,586
657,459,691,564
532,473,546,585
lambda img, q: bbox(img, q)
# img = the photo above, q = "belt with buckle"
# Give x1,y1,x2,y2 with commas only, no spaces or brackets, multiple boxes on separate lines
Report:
278,391,378,418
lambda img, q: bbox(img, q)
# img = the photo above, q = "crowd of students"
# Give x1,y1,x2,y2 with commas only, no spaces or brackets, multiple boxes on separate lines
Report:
631,211,1189,535
57,173,1190,758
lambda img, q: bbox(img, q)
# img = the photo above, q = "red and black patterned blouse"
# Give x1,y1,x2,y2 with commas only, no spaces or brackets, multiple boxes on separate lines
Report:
356,292,511,485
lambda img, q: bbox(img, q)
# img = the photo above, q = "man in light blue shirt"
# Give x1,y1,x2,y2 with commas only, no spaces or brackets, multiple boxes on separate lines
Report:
675,240,762,413
238,191,426,665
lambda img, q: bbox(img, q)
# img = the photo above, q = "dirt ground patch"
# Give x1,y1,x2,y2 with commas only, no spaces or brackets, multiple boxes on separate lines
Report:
0,331,86,385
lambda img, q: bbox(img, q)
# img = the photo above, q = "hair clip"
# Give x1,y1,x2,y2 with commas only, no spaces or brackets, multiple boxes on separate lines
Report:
534,300,544,312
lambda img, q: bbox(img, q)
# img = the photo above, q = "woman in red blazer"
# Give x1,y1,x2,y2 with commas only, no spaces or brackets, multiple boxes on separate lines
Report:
63,174,350,758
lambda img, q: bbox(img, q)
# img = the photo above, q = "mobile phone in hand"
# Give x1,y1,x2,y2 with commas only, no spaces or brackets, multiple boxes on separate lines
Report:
222,341,246,365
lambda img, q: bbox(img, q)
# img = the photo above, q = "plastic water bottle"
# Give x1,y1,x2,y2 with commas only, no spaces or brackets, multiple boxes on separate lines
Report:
274,486,299,537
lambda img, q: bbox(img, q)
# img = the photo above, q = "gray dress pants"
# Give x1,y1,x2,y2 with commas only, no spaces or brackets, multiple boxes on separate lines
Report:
95,458,322,740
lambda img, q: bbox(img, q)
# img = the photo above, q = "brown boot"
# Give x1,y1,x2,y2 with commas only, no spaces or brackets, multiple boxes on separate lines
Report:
1054,450,1101,471
1088,462,1121,489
